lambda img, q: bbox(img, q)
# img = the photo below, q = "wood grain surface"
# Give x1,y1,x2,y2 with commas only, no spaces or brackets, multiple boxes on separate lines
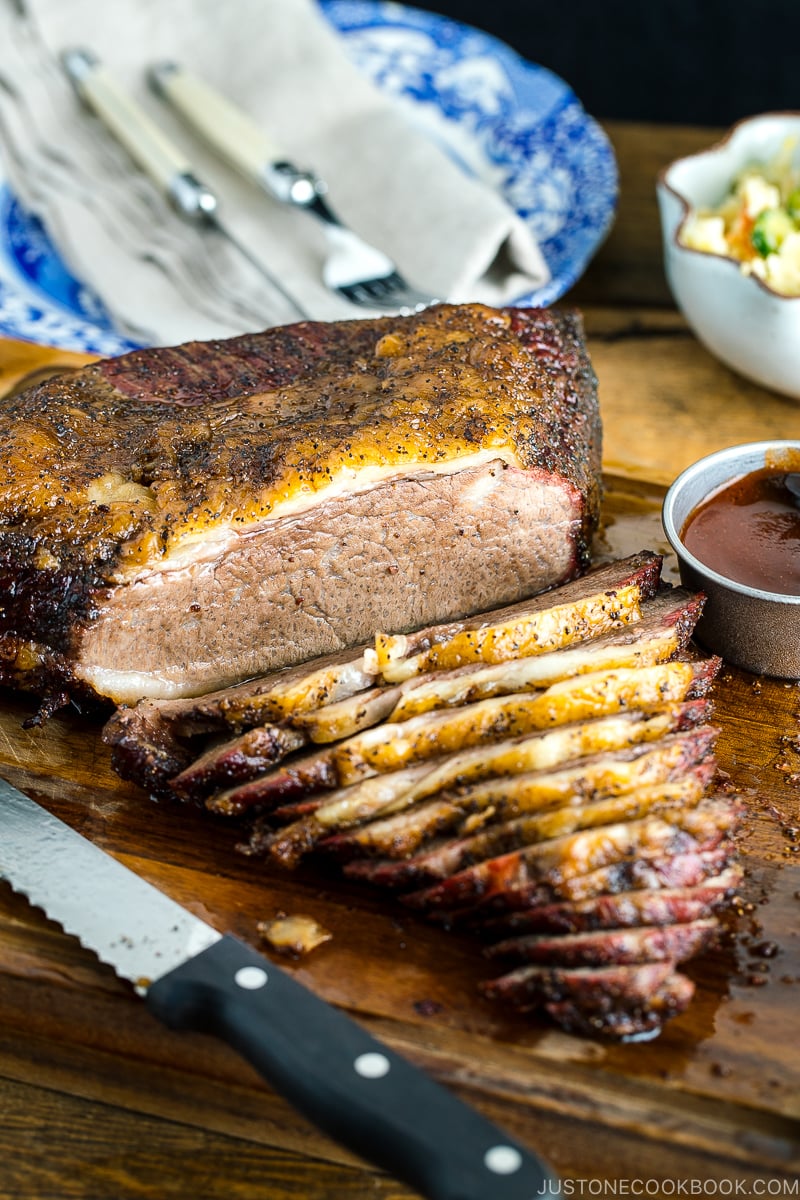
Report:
1,120,800,1199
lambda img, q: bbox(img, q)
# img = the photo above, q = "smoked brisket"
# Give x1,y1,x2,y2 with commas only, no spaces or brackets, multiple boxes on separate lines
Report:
0,303,601,705
101,556,744,1040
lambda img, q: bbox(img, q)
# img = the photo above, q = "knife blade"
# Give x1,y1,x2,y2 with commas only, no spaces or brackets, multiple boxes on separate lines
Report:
0,778,557,1200
60,47,309,322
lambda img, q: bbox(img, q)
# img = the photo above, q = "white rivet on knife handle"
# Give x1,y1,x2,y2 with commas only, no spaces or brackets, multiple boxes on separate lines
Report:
354,1052,391,1079
234,966,268,990
484,1145,523,1175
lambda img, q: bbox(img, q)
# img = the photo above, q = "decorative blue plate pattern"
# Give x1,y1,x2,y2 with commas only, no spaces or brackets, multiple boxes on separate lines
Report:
0,0,617,354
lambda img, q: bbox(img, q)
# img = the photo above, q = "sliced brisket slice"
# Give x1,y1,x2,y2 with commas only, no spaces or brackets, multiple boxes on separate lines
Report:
102,699,197,799
480,960,677,1009
257,699,711,831
479,866,743,936
484,917,719,967
261,725,718,870
292,687,402,745
434,842,740,925
364,586,705,729
340,768,715,888
295,586,706,744
212,653,377,731
372,551,663,683
104,646,375,796
220,696,714,825
170,725,309,801
326,699,711,818
320,726,719,862
246,764,435,862
544,973,696,1038
402,798,742,912
207,662,716,815
482,960,697,1038
426,843,739,932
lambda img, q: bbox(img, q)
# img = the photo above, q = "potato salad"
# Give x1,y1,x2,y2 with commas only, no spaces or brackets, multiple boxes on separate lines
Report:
679,141,800,296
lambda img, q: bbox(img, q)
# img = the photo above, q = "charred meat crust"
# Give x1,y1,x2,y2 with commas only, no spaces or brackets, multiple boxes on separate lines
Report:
0,304,601,699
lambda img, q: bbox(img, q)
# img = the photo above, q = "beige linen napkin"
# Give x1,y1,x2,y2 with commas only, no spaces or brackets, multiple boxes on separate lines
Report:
0,0,550,345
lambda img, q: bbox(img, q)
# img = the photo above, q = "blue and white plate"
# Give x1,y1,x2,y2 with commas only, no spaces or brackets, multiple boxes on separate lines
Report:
0,0,617,355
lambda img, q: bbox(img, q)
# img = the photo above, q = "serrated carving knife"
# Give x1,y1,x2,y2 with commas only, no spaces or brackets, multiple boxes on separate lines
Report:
0,778,557,1200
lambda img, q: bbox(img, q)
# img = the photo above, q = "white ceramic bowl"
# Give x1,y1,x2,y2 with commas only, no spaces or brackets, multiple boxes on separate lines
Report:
657,112,800,400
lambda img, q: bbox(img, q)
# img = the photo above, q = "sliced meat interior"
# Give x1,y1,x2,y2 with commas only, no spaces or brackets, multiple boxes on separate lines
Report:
105,550,666,797
208,657,716,815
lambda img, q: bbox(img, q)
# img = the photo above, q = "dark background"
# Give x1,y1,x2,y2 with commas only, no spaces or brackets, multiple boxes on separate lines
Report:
408,1,798,126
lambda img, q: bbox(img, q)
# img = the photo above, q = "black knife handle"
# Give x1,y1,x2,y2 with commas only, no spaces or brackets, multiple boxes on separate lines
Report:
147,935,557,1200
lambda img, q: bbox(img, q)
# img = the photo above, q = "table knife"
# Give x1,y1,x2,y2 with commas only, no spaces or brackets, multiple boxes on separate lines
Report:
60,48,308,320
0,778,557,1200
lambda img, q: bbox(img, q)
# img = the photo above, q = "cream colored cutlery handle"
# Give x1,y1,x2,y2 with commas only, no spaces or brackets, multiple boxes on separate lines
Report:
149,62,280,182
61,48,308,319
149,62,321,208
63,50,192,192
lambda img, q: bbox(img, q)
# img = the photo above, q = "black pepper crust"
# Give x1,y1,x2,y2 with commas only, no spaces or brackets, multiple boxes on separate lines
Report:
0,303,601,668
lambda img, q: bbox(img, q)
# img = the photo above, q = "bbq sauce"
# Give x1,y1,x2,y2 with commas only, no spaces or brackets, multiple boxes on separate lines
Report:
680,466,800,595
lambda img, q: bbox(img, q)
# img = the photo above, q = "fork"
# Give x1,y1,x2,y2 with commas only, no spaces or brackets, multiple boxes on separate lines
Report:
148,62,437,312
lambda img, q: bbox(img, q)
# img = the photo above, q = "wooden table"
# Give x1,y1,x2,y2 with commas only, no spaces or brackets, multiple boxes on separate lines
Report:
1,121,800,1200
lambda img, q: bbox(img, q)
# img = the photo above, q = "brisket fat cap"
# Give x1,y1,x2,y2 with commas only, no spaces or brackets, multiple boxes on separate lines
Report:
0,304,601,706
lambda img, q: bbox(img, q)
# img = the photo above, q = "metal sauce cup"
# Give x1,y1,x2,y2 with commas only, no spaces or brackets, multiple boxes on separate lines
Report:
662,440,800,678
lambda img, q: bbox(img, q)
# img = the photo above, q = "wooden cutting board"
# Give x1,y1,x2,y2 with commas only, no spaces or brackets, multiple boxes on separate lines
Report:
0,337,798,1188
